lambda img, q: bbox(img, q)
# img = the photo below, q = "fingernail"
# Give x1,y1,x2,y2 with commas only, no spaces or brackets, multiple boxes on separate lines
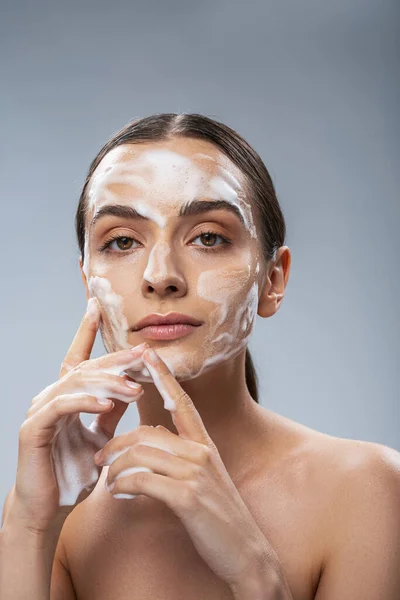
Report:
130,342,149,354
86,297,99,320
105,479,115,492
125,380,141,389
113,493,136,499
143,348,159,365
97,397,112,405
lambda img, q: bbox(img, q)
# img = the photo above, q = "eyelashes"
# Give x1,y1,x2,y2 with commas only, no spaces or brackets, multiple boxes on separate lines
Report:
98,230,232,255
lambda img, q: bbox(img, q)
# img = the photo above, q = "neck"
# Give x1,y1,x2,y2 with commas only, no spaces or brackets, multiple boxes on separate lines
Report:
136,349,264,480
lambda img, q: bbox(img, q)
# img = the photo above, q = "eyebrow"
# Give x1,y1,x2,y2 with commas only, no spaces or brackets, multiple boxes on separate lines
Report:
89,199,245,230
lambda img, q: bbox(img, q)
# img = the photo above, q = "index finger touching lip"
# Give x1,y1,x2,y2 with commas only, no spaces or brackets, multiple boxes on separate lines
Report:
93,342,150,375
142,348,210,444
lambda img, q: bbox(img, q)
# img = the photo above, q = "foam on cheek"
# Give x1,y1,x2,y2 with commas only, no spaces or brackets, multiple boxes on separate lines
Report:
198,283,258,375
82,234,90,280
197,266,251,342
193,266,259,376
88,276,130,351
86,278,152,378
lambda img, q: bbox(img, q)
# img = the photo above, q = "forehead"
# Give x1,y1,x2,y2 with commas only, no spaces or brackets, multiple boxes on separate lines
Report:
87,137,247,201
84,137,258,238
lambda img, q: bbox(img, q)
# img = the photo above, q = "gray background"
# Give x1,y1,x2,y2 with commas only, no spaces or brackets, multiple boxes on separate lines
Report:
1,0,399,508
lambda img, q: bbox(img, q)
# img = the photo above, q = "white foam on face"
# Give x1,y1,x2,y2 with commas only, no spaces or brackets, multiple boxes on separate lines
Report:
209,174,257,240
130,199,166,229
86,147,195,223
88,276,130,351
143,240,171,285
83,147,257,252
81,142,262,385
189,269,259,377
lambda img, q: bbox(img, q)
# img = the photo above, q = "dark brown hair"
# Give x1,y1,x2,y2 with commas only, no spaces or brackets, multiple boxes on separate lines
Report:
75,113,287,403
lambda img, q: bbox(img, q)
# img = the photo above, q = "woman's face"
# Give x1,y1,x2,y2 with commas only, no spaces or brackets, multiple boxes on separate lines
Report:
82,137,264,382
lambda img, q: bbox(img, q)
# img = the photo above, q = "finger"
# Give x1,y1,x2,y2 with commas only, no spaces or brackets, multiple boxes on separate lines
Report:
90,342,149,375
20,393,115,448
60,297,101,379
94,397,134,439
94,376,145,439
107,469,186,509
142,348,212,445
96,425,206,467
28,372,143,416
105,442,194,491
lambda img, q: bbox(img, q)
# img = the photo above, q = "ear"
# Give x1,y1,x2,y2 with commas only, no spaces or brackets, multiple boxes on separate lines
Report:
79,256,91,302
257,246,291,319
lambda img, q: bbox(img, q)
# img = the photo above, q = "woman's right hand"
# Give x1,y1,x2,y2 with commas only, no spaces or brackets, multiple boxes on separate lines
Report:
8,297,148,534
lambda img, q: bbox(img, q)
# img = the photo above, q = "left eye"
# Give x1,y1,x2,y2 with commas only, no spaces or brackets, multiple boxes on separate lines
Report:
191,232,229,248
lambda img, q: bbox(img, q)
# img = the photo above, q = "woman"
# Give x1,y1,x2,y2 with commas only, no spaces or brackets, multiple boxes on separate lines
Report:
1,113,399,600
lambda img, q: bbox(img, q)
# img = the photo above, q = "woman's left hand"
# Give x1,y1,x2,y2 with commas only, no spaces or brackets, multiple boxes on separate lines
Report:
94,346,273,588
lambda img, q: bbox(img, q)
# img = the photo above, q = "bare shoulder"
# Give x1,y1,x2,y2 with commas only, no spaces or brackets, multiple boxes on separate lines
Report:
261,407,400,483
259,408,400,542
307,430,400,496
306,435,400,598
281,416,400,589
314,433,400,528
285,415,400,510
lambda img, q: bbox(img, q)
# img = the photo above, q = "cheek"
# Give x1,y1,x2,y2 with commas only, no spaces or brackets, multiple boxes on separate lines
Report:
196,264,258,331
88,247,144,278
87,275,130,349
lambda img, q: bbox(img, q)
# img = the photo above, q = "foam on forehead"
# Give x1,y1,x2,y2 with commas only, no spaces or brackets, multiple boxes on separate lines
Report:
85,147,257,238
209,174,257,239
87,148,194,214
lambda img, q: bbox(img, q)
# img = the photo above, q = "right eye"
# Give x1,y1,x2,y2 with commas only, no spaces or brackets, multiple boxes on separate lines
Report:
99,236,140,253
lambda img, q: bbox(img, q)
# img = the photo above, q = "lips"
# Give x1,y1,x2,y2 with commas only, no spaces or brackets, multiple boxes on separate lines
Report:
132,312,203,331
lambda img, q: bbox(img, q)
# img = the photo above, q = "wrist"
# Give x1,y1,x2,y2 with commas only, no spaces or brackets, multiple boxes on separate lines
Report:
229,543,292,600
2,498,65,546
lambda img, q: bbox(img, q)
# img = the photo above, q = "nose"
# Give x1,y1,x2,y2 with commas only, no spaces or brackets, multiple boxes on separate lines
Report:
141,241,187,299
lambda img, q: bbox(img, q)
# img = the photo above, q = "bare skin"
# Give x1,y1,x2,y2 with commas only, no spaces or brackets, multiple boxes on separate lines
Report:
45,137,399,599
53,411,390,600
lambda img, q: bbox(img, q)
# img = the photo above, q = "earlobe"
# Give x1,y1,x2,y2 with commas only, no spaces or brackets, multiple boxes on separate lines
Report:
257,246,291,319
257,282,277,319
